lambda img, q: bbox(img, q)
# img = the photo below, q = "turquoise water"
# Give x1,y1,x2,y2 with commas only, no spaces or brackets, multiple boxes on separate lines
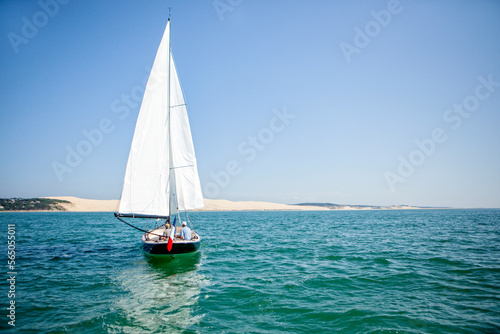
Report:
1,209,499,333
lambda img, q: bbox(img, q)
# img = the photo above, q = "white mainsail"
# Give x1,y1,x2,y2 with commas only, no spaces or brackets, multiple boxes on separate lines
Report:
118,19,203,218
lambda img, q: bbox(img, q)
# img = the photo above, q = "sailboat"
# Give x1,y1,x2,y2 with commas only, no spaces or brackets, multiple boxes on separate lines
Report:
114,18,204,255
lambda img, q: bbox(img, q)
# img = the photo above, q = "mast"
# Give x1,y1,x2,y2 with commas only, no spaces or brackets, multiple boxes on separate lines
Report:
167,16,173,219
167,18,181,224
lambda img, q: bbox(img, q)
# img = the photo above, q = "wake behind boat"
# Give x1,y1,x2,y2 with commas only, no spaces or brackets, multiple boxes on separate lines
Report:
114,17,204,256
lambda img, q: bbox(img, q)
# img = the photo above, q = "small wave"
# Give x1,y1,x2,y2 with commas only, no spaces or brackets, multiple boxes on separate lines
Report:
373,257,390,265
428,257,465,266
49,254,72,261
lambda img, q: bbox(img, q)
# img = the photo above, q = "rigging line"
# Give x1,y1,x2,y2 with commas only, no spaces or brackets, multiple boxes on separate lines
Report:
170,103,186,108
185,210,196,232
170,164,194,170
115,214,166,238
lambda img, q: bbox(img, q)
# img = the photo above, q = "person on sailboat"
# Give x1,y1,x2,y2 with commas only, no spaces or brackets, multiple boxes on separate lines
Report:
179,222,191,240
161,217,172,240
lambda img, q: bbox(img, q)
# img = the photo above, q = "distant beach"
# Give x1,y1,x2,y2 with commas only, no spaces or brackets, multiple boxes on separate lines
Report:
33,196,425,212
43,196,329,212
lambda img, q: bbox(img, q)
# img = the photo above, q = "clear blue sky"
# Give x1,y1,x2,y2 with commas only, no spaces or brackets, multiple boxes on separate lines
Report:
1,0,499,208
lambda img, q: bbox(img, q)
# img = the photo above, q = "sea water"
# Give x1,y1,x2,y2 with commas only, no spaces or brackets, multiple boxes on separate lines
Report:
0,209,499,333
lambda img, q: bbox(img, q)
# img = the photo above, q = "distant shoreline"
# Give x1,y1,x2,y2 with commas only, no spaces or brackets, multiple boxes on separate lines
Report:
0,196,461,213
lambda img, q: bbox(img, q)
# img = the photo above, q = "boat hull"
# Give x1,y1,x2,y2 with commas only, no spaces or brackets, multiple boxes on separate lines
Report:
142,239,200,255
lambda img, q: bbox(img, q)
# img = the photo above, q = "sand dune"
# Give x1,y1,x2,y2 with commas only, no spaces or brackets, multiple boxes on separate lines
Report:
45,197,328,212
45,196,120,212
44,197,423,212
199,199,329,211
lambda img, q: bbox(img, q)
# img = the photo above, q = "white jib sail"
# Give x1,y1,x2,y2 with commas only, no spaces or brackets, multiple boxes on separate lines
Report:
169,54,204,211
118,20,203,217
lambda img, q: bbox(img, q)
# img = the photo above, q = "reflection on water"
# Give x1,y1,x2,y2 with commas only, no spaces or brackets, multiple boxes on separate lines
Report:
145,251,202,276
107,251,208,333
